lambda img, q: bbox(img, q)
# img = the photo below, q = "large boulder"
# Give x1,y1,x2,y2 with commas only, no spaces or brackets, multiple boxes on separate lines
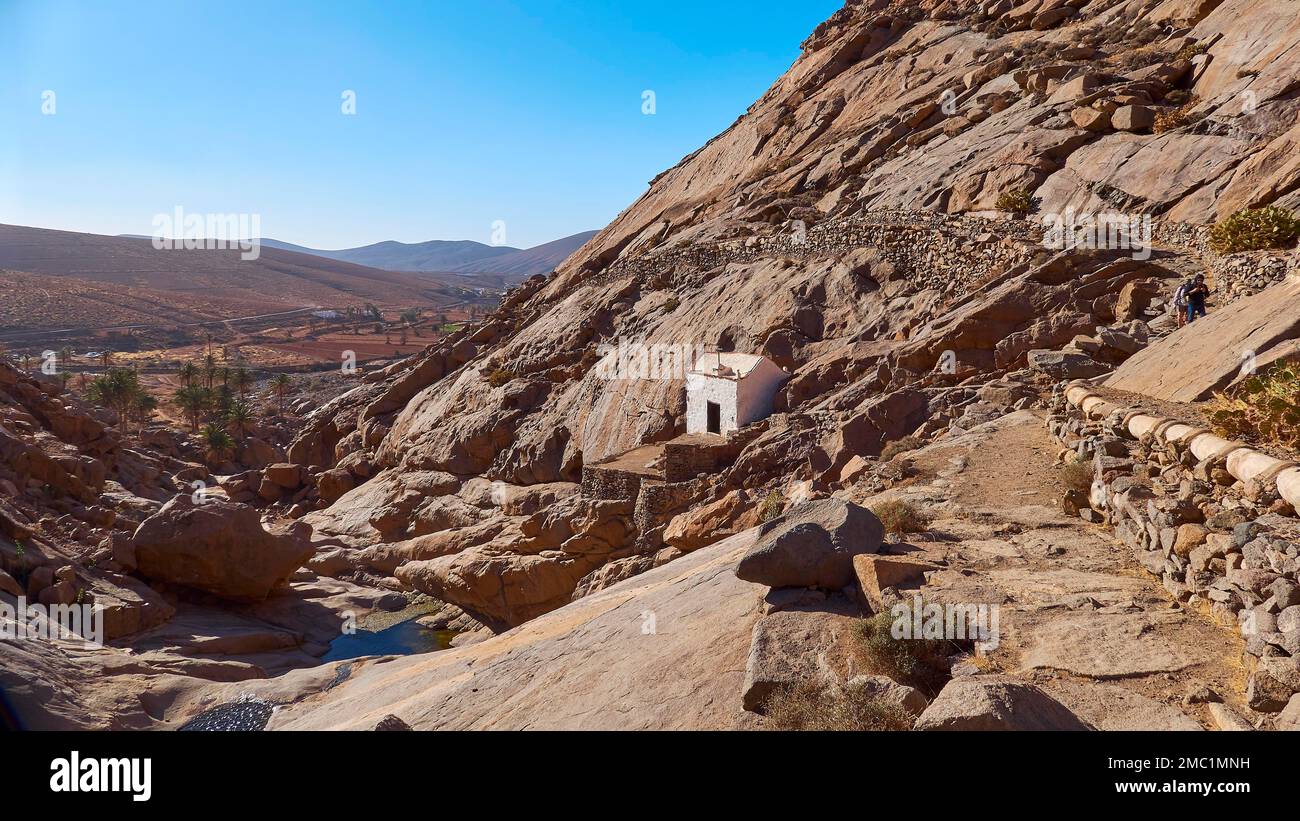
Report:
735,499,883,589
1027,349,1109,379
664,489,762,552
914,676,1094,731
1106,278,1300,402
1115,279,1163,321
131,496,314,601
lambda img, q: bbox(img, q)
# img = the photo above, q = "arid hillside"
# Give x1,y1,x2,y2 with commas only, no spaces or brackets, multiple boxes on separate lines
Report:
0,224,467,328
279,0,1300,630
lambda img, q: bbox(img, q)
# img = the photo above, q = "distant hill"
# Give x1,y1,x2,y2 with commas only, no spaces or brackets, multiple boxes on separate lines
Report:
256,231,597,279
450,231,598,277
258,238,518,272
0,224,466,331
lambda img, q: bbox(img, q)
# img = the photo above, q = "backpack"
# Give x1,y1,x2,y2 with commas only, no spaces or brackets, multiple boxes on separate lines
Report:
1173,281,1190,305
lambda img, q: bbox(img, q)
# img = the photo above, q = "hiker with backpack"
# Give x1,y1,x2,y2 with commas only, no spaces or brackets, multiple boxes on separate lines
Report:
1185,274,1211,324
1172,279,1189,327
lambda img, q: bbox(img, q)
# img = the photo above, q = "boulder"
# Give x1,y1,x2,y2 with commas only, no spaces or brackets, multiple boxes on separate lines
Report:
1027,349,1108,379
1208,703,1254,731
263,463,303,489
1247,656,1300,712
1070,106,1110,132
845,674,928,715
131,496,315,602
915,675,1094,731
316,467,356,505
664,490,761,552
1106,279,1300,402
853,554,939,612
1096,326,1143,356
1112,105,1155,132
1172,523,1208,557
0,569,22,597
1115,279,1163,321
1277,694,1300,731
735,499,883,589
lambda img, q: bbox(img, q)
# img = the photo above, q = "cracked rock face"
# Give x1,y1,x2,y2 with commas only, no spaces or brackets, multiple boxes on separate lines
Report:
281,0,1300,631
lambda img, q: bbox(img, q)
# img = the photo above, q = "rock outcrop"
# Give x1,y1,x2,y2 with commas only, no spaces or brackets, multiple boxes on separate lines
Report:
132,497,315,602
915,676,1094,731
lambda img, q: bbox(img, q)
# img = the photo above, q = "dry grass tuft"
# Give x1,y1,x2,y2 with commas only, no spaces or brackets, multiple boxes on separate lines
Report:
871,499,931,537
762,679,914,731
1059,458,1094,493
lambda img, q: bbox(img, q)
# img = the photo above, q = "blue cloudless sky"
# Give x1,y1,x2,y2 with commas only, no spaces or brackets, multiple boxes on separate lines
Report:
0,0,841,249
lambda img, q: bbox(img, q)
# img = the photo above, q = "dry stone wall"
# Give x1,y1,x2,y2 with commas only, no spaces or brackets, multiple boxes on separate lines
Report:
1048,381,1300,715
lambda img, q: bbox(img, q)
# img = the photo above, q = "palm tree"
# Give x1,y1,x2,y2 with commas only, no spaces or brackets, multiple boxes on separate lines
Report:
271,373,292,415
130,393,158,429
224,400,256,439
233,367,253,399
201,424,234,467
58,346,72,372
178,361,199,387
202,353,217,389
86,368,146,433
99,350,112,369
173,385,210,431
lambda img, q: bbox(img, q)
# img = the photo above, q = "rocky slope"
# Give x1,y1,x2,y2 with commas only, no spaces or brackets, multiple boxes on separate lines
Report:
0,360,406,729
283,0,1300,631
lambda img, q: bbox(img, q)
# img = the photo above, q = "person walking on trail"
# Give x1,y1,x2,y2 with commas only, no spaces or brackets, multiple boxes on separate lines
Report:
1186,274,1211,324
1172,279,1190,327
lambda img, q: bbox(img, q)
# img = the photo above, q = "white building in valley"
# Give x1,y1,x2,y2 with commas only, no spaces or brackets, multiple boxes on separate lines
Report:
685,353,788,436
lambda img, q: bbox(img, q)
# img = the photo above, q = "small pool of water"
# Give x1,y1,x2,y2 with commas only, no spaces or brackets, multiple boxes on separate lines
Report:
321,606,456,663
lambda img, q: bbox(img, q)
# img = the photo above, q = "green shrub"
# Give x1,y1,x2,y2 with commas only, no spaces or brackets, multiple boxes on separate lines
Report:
852,612,951,694
1209,206,1300,255
761,678,914,731
870,499,931,536
995,188,1036,214
485,368,516,388
1208,362,1300,449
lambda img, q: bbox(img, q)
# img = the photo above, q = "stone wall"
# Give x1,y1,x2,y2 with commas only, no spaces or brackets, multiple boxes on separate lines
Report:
580,464,648,503
592,208,1298,311
602,211,1045,299
634,477,711,551
1047,382,1300,716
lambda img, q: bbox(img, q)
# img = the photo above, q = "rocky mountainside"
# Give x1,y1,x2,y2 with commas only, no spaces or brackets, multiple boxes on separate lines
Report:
284,0,1300,629
5,0,1300,731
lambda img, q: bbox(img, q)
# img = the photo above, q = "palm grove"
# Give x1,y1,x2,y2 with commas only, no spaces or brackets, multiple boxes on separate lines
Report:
84,354,294,466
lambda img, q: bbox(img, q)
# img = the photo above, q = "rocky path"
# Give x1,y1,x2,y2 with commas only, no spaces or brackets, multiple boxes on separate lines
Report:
846,410,1248,730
